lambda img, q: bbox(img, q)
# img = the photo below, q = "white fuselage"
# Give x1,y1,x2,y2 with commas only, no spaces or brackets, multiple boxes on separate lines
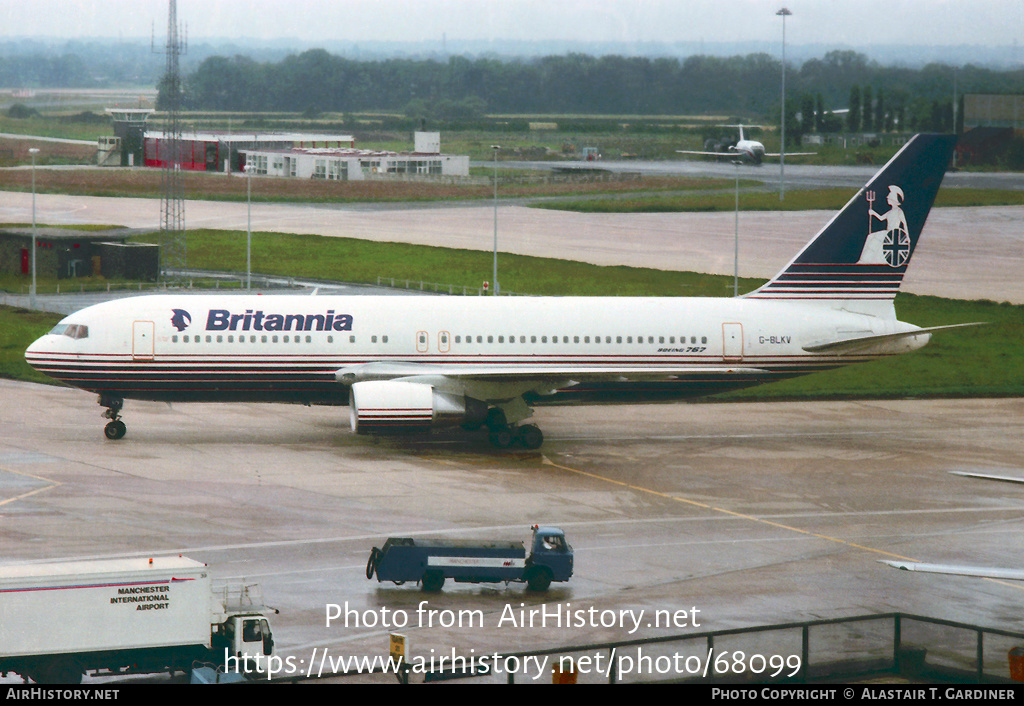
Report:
733,139,767,164
25,293,921,406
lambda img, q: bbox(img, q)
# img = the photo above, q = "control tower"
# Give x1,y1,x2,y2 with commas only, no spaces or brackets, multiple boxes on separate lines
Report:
104,108,154,167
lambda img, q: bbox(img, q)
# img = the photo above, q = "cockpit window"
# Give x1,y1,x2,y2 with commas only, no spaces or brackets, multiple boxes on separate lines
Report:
49,323,88,340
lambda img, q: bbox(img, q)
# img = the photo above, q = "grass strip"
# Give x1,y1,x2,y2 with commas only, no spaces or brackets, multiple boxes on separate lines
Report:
533,187,1024,214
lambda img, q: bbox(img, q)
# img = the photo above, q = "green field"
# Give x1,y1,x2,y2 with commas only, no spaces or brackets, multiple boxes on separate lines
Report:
534,186,1024,214
132,228,756,297
0,306,63,385
2,229,1020,401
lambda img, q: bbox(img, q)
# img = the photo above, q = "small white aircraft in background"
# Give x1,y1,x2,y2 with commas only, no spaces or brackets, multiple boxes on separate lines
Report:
678,124,816,165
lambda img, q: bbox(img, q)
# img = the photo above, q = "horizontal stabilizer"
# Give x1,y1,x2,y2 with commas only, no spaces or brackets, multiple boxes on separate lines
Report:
675,150,815,159
802,322,986,354
881,560,1024,581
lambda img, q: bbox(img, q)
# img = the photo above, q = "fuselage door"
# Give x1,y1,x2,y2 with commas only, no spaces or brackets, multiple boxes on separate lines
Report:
133,321,155,361
416,331,428,354
438,331,450,353
722,323,743,361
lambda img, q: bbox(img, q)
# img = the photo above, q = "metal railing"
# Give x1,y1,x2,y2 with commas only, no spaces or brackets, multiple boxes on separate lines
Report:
375,276,526,297
465,612,1024,685
249,612,1024,685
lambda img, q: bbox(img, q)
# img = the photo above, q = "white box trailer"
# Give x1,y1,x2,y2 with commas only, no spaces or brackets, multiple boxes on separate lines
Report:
0,556,274,684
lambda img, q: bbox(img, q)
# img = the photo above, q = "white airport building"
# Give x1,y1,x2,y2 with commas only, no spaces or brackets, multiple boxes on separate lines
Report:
239,132,469,181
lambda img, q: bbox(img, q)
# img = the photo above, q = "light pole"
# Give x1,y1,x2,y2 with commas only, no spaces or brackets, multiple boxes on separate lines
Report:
777,7,791,201
733,164,740,297
491,145,500,295
245,161,252,291
952,66,959,168
29,148,39,309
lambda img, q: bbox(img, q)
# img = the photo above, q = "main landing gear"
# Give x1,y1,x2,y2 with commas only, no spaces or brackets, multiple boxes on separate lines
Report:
484,407,544,450
99,395,126,440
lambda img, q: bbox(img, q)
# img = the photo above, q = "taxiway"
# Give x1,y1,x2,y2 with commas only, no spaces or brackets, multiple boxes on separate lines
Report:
0,190,1021,304
2,381,1023,682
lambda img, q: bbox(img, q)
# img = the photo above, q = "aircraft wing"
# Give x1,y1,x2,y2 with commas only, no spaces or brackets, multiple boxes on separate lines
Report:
881,560,1024,581
676,149,739,158
950,470,1024,485
676,149,817,161
337,361,762,384
335,361,764,399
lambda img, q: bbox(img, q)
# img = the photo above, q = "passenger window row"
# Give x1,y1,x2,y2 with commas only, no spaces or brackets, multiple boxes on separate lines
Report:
170,334,363,344
165,333,709,347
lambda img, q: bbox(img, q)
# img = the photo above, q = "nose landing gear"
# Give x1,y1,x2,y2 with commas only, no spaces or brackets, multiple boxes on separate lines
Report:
99,395,126,440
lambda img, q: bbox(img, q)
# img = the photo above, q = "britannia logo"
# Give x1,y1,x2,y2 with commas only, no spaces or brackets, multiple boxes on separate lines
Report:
170,309,192,332
858,185,911,267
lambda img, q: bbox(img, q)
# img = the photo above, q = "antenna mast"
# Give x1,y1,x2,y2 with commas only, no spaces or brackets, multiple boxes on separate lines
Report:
155,0,187,284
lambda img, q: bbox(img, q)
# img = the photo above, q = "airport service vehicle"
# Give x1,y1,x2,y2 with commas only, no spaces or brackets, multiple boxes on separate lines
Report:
365,526,573,592
0,556,275,684
26,135,977,450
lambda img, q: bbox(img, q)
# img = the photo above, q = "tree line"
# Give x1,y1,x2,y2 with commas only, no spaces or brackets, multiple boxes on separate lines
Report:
170,49,1023,131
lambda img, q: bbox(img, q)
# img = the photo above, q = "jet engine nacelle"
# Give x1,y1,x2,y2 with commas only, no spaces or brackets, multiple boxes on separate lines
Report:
349,380,488,435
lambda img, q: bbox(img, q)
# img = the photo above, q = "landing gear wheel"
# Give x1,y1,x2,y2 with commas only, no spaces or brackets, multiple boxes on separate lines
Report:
104,420,127,440
484,407,508,431
489,428,514,449
99,395,125,440
515,424,544,450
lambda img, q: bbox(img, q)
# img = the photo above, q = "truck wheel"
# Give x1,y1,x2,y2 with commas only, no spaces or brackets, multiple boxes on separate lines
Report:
526,567,552,592
421,571,445,592
38,657,83,684
366,547,382,579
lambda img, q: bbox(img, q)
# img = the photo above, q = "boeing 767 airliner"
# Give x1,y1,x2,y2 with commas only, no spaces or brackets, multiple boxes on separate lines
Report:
26,134,972,449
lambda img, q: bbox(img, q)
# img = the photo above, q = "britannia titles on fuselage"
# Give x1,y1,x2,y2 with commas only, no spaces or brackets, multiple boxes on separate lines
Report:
204,308,354,333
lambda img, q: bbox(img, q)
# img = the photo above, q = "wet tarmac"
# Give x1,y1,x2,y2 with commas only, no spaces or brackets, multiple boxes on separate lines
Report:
2,382,1022,683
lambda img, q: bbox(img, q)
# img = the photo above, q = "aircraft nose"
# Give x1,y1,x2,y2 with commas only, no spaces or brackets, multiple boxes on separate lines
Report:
24,335,46,370
24,330,62,373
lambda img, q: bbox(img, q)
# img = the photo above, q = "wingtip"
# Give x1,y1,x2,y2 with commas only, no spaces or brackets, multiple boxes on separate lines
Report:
880,560,912,571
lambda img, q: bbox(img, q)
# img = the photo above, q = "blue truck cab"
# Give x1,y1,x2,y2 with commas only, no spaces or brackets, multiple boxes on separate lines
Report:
366,526,573,592
525,526,573,591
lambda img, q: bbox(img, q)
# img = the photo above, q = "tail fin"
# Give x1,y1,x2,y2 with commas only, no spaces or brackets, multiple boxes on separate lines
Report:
747,134,957,312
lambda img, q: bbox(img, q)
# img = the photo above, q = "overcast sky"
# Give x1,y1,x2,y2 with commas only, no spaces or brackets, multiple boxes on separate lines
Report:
0,0,1019,48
